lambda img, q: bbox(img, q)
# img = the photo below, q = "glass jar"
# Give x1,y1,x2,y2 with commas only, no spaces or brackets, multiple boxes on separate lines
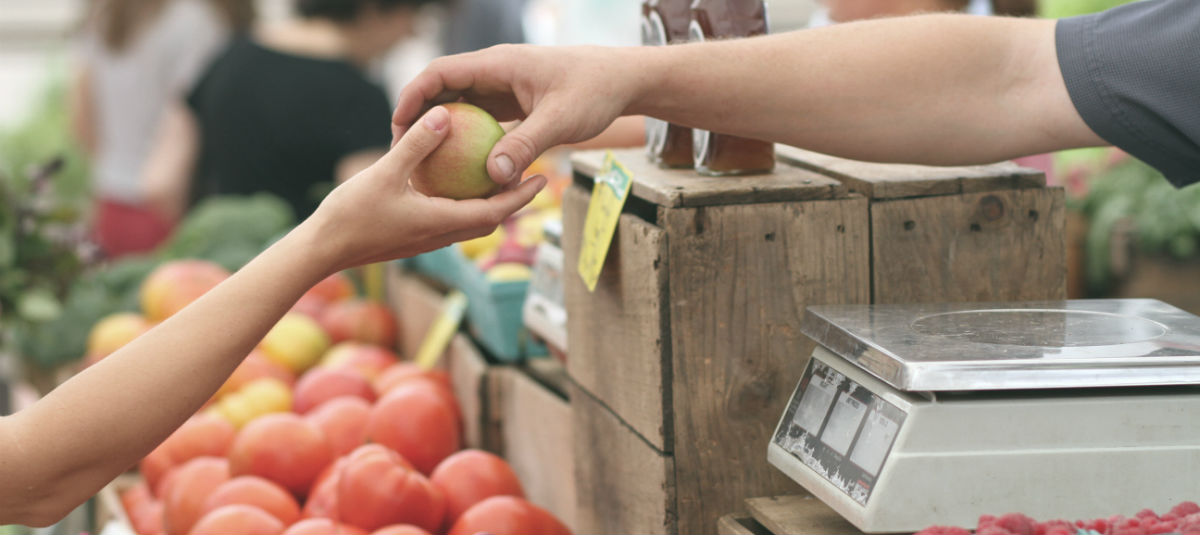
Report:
690,0,775,175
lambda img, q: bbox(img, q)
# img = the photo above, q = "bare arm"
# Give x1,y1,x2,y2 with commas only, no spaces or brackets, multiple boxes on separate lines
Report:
0,106,546,527
142,101,200,222
68,64,98,156
393,15,1104,184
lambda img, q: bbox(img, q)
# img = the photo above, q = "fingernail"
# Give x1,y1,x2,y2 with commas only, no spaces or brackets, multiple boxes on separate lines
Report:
423,107,448,131
495,154,515,180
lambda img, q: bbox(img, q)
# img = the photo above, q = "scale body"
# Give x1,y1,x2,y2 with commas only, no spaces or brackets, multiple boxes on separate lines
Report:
768,299,1200,533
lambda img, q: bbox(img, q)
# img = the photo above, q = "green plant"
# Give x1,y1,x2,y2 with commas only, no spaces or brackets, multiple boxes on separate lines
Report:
1075,157,1200,293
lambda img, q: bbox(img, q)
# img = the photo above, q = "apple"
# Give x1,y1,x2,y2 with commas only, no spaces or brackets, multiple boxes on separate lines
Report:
412,103,505,200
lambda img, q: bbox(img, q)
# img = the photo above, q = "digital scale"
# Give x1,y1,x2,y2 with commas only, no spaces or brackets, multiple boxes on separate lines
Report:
768,299,1200,533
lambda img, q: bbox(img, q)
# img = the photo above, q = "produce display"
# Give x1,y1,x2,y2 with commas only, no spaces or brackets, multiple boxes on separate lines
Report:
917,502,1200,535
89,262,570,535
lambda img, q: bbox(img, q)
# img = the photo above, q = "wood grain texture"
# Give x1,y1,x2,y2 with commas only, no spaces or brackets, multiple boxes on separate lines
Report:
572,149,844,208
871,188,1067,303
562,185,673,450
445,333,493,451
386,264,445,359
717,515,773,535
570,380,676,534
745,495,865,535
776,145,1045,199
496,366,577,529
664,198,871,534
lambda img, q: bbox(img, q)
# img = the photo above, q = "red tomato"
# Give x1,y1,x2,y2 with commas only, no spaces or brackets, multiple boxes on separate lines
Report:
370,525,432,535
139,442,174,496
189,504,284,535
304,397,371,458
337,444,444,532
228,413,333,498
448,496,572,535
319,300,397,348
283,518,368,535
163,413,236,465
203,476,301,525
293,367,376,414
431,450,525,524
366,384,460,474
163,457,231,535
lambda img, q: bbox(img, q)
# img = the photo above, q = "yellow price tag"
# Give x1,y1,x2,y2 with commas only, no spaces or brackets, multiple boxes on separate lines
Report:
414,290,468,370
577,151,633,293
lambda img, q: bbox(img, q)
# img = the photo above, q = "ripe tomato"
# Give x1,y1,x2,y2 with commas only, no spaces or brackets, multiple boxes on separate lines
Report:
163,413,236,465
448,496,571,535
189,504,284,535
431,450,525,523
228,413,333,497
162,457,231,535
304,397,371,458
366,383,460,474
337,444,444,532
370,525,432,535
283,518,368,535
203,476,301,525
293,367,376,414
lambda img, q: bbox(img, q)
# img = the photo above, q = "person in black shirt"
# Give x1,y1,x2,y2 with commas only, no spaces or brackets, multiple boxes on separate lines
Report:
144,0,440,222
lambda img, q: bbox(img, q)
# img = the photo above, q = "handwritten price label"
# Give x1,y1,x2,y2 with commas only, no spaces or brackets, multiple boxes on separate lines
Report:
578,151,633,293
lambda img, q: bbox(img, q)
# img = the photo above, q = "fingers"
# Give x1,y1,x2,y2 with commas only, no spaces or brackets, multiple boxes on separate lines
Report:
379,106,451,175
434,175,548,230
487,108,570,185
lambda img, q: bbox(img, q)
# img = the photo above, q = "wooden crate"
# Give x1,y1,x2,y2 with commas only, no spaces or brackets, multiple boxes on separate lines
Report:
743,495,865,535
492,360,576,529
776,145,1066,303
563,148,1064,534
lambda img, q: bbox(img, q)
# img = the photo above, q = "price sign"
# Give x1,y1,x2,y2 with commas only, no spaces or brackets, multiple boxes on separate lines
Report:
577,151,633,293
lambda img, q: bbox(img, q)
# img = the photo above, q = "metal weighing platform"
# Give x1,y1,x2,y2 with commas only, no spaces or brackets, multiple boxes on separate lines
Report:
768,299,1200,533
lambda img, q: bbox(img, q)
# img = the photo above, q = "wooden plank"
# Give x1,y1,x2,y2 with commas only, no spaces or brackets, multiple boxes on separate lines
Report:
745,495,865,535
386,264,446,359
496,366,577,529
871,188,1067,303
776,145,1045,199
718,515,774,535
572,149,845,208
663,197,871,534
570,380,676,534
445,334,496,451
562,185,672,451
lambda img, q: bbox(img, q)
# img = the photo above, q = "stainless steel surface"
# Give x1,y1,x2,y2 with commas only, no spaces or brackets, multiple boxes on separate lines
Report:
801,299,1200,391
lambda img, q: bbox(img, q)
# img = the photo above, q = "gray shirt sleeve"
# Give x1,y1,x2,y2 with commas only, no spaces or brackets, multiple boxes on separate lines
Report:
1055,0,1200,187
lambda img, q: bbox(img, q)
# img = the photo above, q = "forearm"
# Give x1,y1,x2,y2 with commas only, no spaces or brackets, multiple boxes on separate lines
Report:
1,223,330,525
631,15,1101,164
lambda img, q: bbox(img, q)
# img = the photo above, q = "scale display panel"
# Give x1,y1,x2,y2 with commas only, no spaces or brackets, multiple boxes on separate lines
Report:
773,357,906,506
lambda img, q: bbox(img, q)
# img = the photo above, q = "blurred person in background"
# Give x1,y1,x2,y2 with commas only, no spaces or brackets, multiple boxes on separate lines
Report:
143,0,440,223
69,0,254,258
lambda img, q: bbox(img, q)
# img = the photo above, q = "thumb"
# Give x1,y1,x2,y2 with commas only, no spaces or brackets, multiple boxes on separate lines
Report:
379,106,451,172
486,107,566,185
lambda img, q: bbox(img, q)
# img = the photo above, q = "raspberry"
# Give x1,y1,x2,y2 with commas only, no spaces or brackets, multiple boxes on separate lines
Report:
1036,519,1074,535
1135,509,1160,521
915,526,972,535
977,526,1015,535
1076,518,1110,533
1111,516,1146,535
996,513,1039,535
1144,520,1178,535
1178,512,1200,534
1172,502,1200,518
979,515,998,527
